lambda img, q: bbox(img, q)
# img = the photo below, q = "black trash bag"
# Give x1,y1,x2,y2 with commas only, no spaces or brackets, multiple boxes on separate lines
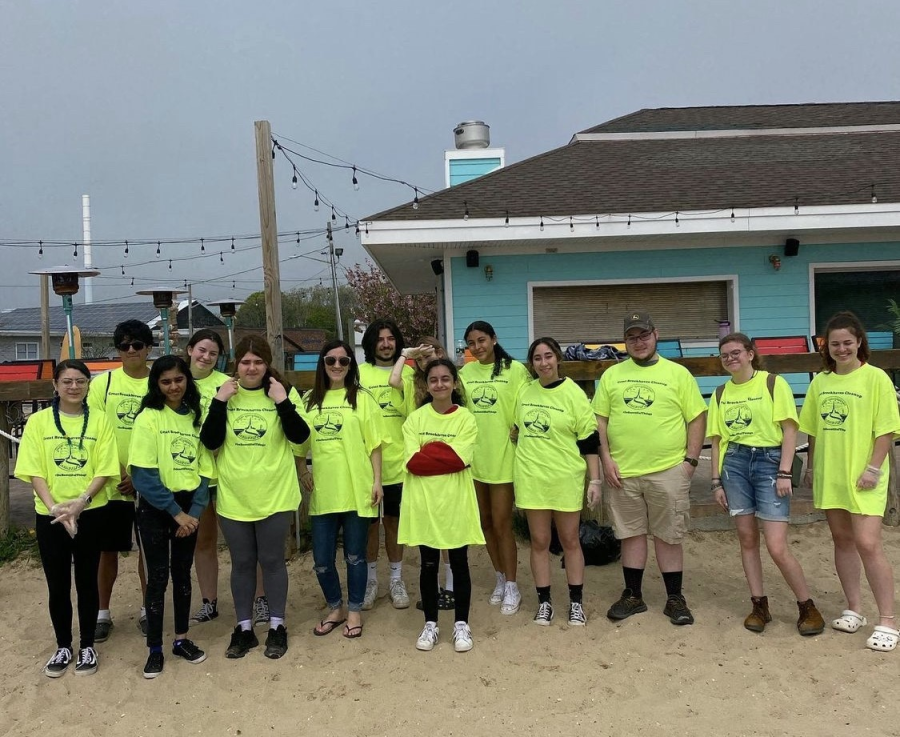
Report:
563,343,627,361
578,520,620,567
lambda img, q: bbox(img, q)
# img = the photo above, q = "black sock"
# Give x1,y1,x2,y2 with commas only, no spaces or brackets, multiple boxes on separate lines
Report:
623,567,644,598
568,584,583,604
536,586,551,604
662,571,683,598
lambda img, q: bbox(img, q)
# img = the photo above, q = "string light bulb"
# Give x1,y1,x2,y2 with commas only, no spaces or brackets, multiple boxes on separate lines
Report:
124,240,129,258
794,197,799,215
73,243,78,258
291,172,298,189
38,241,43,258
131,277,134,286
871,184,878,204
730,208,735,222
296,231,300,244
331,206,337,222
595,216,600,229
156,241,161,258
345,216,350,231
540,216,544,232
412,188,419,210
168,260,173,270
365,223,369,235
231,236,235,251
121,265,125,275
569,216,574,232
675,211,680,227
464,201,469,221
352,166,359,191
314,191,320,212
200,238,205,253
505,210,510,227
355,223,360,236
220,251,224,264
627,214,631,228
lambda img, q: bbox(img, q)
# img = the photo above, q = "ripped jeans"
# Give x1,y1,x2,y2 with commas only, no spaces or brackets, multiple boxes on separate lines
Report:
722,444,790,522
311,511,370,612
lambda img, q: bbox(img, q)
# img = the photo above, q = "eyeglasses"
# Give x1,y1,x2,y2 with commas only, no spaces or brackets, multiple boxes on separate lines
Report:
324,356,351,367
625,331,654,344
117,341,147,352
719,349,745,361
58,378,89,388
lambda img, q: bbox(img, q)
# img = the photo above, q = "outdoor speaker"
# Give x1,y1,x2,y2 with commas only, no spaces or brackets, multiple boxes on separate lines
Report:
785,238,800,257
466,250,480,268
431,259,444,275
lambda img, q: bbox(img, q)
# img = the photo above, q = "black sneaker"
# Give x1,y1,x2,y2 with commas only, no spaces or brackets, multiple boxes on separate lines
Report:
94,620,113,643
225,626,259,659
663,594,695,625
172,639,207,664
191,599,218,623
143,651,164,679
74,647,98,676
264,625,288,659
43,647,72,678
606,589,648,620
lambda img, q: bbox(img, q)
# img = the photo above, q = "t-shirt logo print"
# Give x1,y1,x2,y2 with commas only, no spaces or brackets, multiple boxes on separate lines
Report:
623,385,655,408
724,404,753,430
233,414,269,439
53,442,88,470
170,438,197,467
472,385,499,408
820,397,849,427
523,409,552,435
116,398,141,425
376,388,394,410
313,411,343,436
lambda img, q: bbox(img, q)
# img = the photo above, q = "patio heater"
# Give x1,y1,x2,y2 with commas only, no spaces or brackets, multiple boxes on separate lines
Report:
30,266,101,359
207,297,245,361
136,287,186,356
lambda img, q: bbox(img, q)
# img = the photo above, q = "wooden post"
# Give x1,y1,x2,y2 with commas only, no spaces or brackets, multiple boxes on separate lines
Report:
255,120,284,371
40,275,51,360
0,404,10,535
884,446,900,526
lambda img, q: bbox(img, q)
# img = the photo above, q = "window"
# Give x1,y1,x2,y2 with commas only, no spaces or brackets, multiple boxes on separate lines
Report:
15,342,38,361
814,267,900,344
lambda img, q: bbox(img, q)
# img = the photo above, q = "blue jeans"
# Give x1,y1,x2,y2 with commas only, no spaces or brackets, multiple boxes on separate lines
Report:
310,511,370,612
722,444,790,522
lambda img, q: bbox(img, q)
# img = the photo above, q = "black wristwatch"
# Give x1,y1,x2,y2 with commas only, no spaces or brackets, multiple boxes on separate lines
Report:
683,456,699,467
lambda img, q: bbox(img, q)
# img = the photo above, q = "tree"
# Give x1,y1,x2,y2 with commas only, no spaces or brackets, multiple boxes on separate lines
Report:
344,260,437,344
235,284,358,337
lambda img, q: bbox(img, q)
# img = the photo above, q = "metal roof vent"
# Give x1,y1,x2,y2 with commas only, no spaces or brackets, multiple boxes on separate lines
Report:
453,121,491,150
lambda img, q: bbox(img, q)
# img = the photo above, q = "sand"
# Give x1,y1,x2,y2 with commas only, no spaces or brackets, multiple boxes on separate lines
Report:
1,521,899,737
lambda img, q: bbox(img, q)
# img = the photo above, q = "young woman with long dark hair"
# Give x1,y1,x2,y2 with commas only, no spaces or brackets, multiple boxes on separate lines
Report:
16,359,118,677
459,321,530,613
301,339,383,640
130,355,213,677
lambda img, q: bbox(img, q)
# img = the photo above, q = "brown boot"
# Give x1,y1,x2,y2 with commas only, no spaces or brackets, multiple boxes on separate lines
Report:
797,599,825,636
744,596,771,632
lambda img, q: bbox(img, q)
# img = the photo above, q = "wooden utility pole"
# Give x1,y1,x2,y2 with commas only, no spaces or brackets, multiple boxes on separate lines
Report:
0,408,10,535
40,275,51,360
255,120,284,371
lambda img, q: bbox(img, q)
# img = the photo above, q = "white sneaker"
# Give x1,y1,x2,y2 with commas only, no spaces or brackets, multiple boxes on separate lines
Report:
389,579,410,609
500,585,521,615
416,622,439,651
533,601,554,626
452,621,473,652
489,577,506,606
362,579,379,611
568,601,587,626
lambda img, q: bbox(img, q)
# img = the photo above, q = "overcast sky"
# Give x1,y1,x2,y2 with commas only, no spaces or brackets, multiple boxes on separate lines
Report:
3,0,900,311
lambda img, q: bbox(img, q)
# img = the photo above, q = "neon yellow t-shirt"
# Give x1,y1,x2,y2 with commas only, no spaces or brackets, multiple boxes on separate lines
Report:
398,404,485,549
195,370,231,421
358,362,410,485
799,363,900,515
214,385,304,522
459,359,531,483
87,368,149,501
15,406,118,515
514,378,596,511
592,357,707,477
400,371,428,418
301,388,383,518
708,371,798,472
128,405,215,491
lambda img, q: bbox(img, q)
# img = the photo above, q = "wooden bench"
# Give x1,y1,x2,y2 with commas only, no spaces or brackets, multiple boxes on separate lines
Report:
754,336,810,355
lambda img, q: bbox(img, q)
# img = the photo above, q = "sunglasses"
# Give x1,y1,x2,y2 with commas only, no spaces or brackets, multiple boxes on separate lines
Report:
324,356,351,367
117,340,147,352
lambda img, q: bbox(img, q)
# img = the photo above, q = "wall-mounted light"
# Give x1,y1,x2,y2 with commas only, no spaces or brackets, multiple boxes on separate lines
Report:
768,254,782,271
484,265,494,281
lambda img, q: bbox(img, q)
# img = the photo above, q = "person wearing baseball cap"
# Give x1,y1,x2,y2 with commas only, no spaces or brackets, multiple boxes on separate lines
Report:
592,311,707,625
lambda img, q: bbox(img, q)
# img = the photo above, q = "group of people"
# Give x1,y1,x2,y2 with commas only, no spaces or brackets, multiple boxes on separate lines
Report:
16,307,900,681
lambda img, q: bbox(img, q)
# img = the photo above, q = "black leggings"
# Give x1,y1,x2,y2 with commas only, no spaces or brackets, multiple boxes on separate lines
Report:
36,509,102,650
419,545,471,623
136,493,197,649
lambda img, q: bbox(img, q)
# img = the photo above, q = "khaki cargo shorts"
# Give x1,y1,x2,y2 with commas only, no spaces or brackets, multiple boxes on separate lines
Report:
604,463,691,545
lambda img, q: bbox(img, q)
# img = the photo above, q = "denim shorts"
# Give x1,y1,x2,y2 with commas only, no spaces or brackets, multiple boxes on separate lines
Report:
722,444,790,522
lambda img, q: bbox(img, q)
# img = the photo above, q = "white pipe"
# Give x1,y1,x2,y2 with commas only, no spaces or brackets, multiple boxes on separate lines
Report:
82,194,93,304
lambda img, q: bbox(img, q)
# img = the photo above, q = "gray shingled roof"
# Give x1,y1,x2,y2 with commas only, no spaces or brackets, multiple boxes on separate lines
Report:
0,302,223,335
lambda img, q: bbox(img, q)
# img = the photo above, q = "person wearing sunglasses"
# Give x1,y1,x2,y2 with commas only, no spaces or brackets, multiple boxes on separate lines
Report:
301,340,383,640
87,319,153,643
200,336,309,660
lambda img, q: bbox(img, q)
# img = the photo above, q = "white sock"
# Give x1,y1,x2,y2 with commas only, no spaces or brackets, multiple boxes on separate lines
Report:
444,564,454,592
238,619,252,631
97,609,111,622
367,562,378,582
270,616,284,629
495,571,506,586
140,606,147,618
389,561,402,581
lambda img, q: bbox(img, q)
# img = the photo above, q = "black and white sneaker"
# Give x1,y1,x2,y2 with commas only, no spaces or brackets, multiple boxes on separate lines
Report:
191,599,218,623
43,647,72,678
567,601,587,626
172,639,207,664
533,601,554,626
74,647,98,675
264,625,288,659
143,651,164,679
253,596,270,626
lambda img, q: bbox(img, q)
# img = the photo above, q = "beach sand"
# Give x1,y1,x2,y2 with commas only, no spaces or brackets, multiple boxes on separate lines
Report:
1,520,899,737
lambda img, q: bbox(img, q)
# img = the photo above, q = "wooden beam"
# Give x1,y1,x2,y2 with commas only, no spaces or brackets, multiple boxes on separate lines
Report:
255,120,284,372
0,404,10,535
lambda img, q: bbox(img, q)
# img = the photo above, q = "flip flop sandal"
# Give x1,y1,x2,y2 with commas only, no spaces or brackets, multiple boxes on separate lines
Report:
313,617,346,637
342,624,363,639
832,610,867,633
866,625,900,652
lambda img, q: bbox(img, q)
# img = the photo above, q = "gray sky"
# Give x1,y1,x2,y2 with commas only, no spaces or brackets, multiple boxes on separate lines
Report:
3,0,900,311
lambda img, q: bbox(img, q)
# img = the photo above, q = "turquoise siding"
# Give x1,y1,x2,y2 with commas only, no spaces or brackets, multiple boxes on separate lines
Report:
449,158,502,187
450,239,900,395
